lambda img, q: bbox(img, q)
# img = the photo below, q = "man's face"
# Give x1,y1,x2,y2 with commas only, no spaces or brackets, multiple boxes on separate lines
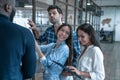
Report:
48,9,62,24
10,7,16,22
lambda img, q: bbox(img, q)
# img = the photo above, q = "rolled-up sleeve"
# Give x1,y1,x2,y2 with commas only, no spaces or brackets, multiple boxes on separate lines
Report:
89,47,105,80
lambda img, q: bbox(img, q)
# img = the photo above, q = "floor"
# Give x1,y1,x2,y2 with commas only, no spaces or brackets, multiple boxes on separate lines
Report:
101,42,120,80
34,42,120,80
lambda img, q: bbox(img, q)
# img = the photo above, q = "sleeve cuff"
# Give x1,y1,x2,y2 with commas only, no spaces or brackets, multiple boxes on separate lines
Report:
89,72,96,80
40,56,46,62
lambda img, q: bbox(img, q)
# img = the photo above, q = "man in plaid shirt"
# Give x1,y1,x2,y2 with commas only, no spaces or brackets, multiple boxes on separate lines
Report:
29,5,81,67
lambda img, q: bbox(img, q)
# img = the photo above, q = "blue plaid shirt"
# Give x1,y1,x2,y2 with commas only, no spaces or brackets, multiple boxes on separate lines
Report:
38,25,81,67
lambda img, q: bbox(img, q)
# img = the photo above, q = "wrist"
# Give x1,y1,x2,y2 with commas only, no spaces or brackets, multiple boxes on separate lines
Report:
79,71,83,76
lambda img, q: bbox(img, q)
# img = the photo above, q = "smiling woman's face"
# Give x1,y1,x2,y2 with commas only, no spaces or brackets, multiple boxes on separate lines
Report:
77,29,92,46
57,26,70,42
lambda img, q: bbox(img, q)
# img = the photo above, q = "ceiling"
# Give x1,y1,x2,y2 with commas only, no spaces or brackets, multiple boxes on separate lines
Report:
16,0,32,7
94,0,120,7
16,0,120,8
36,0,120,7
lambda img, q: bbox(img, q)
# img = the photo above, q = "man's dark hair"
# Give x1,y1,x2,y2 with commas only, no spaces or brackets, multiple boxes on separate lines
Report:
47,5,63,14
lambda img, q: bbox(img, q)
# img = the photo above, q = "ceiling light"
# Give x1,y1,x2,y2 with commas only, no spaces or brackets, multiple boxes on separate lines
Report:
24,5,32,8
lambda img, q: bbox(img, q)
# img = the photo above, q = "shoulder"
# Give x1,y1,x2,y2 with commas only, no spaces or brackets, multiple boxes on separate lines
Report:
90,46,104,59
14,23,32,34
47,42,55,47
41,42,55,48
59,42,69,51
92,46,102,53
62,44,69,49
12,23,34,41
45,25,54,31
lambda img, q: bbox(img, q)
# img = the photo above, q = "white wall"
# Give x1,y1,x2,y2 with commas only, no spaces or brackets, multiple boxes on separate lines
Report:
100,7,115,31
114,7,120,41
101,7,120,41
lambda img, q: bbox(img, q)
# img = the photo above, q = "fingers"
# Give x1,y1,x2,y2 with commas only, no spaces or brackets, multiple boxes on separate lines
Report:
28,20,38,31
28,19,35,27
67,66,75,71
27,20,40,39
67,66,75,69
62,71,72,76
67,66,77,73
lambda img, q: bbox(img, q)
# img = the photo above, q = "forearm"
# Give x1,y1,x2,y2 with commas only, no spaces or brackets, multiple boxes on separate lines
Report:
35,41,44,58
28,20,40,39
79,71,91,79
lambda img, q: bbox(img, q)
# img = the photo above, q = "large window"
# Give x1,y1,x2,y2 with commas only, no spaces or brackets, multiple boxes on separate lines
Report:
54,0,83,30
14,0,101,32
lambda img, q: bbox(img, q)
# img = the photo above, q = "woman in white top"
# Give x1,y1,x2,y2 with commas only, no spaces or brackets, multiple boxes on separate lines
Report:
67,23,105,80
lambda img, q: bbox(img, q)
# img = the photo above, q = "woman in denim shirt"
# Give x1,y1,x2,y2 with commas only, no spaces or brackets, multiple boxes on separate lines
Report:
35,23,73,80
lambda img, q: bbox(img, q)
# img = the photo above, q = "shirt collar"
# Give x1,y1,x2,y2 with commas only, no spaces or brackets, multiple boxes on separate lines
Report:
86,45,94,51
54,41,66,48
0,13,9,20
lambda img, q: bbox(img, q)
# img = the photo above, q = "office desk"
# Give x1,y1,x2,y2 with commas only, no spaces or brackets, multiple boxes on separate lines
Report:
100,31,114,43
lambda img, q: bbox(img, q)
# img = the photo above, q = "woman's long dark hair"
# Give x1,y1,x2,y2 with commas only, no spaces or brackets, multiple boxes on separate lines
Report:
76,23,101,49
57,23,73,66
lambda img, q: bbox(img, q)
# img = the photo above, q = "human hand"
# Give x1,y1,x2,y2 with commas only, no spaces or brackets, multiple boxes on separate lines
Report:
67,66,81,76
61,71,72,76
28,19,36,27
28,19,40,39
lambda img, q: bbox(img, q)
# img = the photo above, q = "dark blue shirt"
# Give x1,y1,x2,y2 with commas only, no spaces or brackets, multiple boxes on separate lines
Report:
0,14,36,80
38,25,81,67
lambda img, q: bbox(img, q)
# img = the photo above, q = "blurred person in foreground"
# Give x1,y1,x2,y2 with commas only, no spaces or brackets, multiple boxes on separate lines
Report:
0,0,36,80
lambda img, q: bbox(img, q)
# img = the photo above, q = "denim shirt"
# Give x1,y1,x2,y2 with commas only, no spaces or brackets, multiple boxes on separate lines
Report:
39,25,81,67
39,41,69,80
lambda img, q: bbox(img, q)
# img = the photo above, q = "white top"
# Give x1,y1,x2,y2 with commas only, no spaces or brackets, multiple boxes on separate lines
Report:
77,45,105,80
